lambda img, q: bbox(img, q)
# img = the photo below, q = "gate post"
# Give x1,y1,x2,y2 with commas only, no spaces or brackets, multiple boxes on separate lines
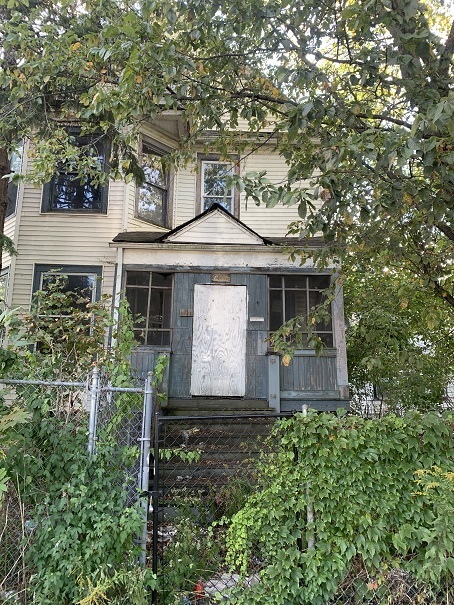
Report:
88,365,100,458
151,410,160,605
139,371,154,567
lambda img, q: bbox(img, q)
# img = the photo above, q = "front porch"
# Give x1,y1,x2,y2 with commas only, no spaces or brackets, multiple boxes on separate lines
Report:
130,348,349,414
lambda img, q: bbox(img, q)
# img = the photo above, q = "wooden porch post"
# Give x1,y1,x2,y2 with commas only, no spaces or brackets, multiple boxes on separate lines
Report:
268,354,280,412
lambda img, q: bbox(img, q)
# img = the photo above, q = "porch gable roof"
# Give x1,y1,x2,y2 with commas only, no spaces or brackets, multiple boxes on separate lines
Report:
112,203,325,248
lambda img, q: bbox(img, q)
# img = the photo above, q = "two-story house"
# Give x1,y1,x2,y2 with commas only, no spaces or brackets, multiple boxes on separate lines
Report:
2,115,348,413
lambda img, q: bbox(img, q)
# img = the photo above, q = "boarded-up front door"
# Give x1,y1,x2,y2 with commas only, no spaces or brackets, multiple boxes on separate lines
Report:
190,284,247,396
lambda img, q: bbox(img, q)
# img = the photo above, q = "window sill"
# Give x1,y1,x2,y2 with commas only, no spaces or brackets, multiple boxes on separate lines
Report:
40,209,108,215
132,345,172,352
267,349,337,357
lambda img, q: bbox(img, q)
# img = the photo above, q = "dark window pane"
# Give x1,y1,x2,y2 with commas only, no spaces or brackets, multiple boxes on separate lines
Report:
162,289,172,329
269,276,282,288
149,291,164,327
152,273,172,288
133,328,146,345
127,271,172,346
269,290,283,331
138,183,165,225
125,287,149,326
44,134,107,213
309,290,323,310
42,273,94,294
309,275,331,289
284,275,306,289
269,274,333,349
51,174,102,211
139,147,167,226
285,289,307,322
6,182,17,218
147,330,170,346
317,317,333,331
142,150,166,188
41,273,95,313
317,333,334,347
126,272,150,287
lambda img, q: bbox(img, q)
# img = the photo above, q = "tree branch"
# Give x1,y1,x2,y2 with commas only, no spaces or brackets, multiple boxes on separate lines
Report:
435,221,454,242
439,18,454,77
356,112,412,129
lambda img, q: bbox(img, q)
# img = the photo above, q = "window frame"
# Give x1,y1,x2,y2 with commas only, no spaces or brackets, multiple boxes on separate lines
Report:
124,269,173,348
136,137,171,228
196,154,240,217
41,132,109,214
33,265,103,303
268,274,334,349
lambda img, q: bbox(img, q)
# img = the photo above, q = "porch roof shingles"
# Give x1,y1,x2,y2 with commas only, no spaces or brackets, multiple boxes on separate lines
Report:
111,231,326,248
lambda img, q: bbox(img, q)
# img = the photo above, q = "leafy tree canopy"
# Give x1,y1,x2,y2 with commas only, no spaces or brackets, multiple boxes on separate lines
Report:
1,0,453,306
344,252,454,413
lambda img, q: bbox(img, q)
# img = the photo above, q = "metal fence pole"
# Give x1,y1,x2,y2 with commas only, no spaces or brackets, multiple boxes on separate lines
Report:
88,365,100,458
139,372,154,567
151,410,160,605
302,404,315,550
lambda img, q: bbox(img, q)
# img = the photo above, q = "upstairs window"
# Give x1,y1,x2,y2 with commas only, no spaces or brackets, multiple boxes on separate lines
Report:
137,142,168,226
42,134,109,213
125,271,172,346
201,161,235,213
269,275,333,347
6,146,23,219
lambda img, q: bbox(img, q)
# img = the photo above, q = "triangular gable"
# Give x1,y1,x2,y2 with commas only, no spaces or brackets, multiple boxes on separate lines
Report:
163,204,269,245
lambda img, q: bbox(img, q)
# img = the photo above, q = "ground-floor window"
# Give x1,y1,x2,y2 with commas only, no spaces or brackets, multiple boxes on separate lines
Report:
33,265,102,307
269,274,333,347
31,265,103,349
125,271,172,346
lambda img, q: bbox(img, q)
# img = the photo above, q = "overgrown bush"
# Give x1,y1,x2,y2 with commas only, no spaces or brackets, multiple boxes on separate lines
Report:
0,283,154,603
415,466,454,584
225,410,454,605
162,514,222,604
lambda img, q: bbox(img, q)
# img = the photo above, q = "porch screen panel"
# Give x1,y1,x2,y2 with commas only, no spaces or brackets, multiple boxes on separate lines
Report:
190,284,247,397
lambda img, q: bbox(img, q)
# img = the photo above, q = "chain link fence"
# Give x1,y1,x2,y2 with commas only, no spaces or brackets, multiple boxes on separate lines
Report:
350,382,454,418
0,370,152,603
152,412,454,605
2,373,453,604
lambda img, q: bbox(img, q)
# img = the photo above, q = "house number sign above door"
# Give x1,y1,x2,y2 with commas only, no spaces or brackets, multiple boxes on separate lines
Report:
211,273,230,283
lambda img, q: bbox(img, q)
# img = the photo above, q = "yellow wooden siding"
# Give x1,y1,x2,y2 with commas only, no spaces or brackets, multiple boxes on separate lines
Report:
239,150,311,237
10,180,123,309
172,149,318,237
174,162,197,227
